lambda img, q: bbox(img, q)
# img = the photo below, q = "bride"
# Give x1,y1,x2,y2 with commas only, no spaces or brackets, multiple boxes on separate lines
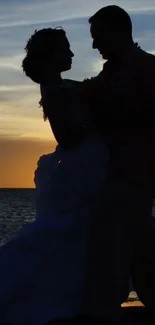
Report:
0,29,109,325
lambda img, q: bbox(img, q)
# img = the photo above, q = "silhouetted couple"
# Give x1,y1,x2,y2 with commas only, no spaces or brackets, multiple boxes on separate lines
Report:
0,5,155,325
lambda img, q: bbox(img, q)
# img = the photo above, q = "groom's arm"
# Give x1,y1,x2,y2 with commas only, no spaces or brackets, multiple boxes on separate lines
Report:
41,57,155,150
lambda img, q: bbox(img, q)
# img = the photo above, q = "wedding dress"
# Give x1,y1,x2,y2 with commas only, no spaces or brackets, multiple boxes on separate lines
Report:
0,111,109,324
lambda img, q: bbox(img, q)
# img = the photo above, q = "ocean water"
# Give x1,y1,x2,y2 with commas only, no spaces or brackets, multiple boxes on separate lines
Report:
0,188,36,245
0,188,155,245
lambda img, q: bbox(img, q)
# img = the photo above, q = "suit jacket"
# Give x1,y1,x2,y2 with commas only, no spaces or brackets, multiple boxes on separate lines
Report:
88,44,155,189
41,44,155,189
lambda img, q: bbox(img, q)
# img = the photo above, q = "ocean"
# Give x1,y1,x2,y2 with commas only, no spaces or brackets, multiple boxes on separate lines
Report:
0,188,36,245
0,187,155,245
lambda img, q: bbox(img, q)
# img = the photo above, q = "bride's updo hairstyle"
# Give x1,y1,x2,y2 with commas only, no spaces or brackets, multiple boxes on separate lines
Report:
22,28,66,83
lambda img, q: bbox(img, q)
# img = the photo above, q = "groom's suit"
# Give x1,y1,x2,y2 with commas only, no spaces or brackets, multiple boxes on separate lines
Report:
83,44,155,308
41,44,155,308
84,47,155,306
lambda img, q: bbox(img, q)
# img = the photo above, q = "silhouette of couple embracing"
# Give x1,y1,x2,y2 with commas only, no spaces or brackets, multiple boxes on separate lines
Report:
0,5,155,325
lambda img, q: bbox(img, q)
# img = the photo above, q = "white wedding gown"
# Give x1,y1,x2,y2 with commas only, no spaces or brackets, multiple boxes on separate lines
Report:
0,101,109,324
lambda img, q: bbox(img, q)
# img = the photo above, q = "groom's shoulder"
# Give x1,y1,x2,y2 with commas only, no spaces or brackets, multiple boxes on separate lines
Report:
134,48,155,69
137,48,155,61
134,49,155,84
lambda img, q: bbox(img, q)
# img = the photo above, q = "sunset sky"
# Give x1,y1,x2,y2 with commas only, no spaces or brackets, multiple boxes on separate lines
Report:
1,0,155,188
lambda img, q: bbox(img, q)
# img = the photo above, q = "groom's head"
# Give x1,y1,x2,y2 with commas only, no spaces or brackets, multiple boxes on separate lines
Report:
89,5,133,60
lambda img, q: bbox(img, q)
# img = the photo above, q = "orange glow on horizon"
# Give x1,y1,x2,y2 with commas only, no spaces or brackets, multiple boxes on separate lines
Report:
0,138,56,188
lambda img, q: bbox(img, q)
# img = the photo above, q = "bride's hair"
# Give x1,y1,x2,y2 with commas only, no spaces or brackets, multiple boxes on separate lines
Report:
22,28,66,83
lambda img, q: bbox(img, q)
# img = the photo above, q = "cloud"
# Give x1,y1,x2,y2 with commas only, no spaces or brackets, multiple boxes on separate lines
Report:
1,0,155,142
1,0,155,187
0,98,54,140
1,0,155,29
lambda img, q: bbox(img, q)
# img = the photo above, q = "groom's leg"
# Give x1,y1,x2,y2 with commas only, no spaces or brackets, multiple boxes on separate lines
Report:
86,180,155,310
131,199,155,307
84,180,134,318
98,180,155,308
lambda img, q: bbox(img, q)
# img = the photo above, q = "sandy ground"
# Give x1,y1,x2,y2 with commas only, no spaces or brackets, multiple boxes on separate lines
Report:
122,300,144,307
121,291,144,307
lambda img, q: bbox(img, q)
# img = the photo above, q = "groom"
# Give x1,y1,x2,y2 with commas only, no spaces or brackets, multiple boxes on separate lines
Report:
43,5,155,310
83,5,155,309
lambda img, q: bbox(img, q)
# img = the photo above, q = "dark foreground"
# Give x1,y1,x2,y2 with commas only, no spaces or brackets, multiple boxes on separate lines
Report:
46,308,154,325
120,307,154,325
1,307,154,324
